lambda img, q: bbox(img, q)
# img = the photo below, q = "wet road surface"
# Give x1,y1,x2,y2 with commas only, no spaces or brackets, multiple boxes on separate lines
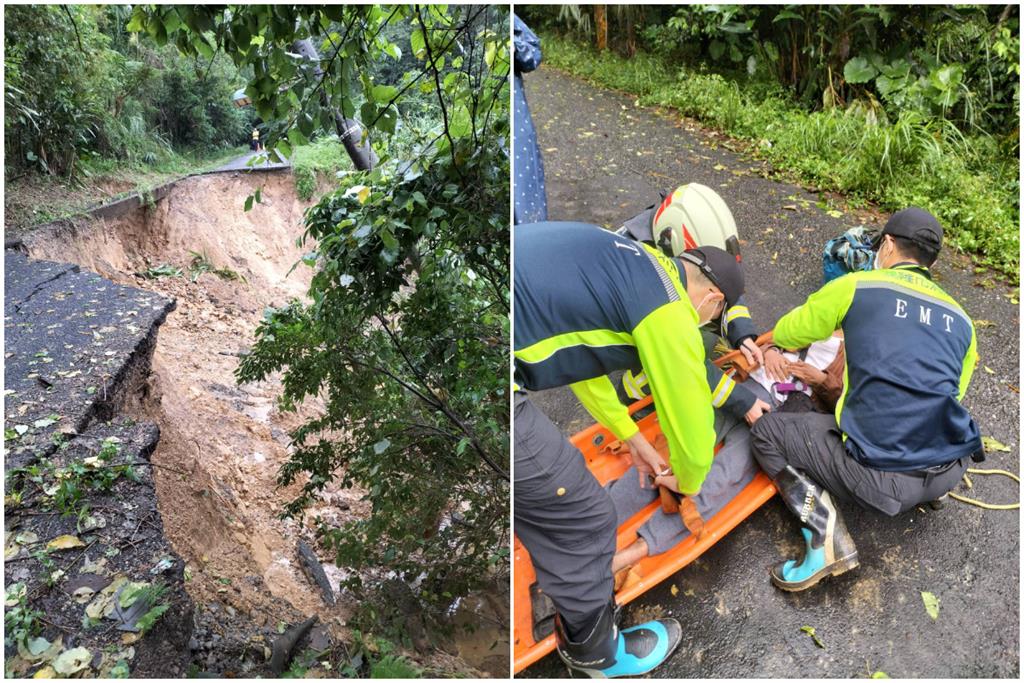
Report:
518,65,1019,678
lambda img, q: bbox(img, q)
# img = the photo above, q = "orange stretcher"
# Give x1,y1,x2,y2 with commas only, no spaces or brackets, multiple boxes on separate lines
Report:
513,336,778,674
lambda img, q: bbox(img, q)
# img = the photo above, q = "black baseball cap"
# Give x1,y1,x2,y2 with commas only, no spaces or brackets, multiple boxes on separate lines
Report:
680,246,745,307
871,207,943,253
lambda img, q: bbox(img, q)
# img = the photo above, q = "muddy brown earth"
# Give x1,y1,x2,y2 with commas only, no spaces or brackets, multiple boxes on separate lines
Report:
519,66,1019,678
23,171,359,639
13,168,506,677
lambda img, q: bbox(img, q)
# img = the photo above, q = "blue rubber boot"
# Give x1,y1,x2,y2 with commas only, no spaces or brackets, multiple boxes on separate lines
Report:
770,466,859,592
555,601,682,678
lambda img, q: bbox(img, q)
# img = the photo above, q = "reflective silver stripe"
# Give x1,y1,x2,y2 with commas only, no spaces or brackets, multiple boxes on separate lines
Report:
726,305,750,322
711,374,735,407
644,249,680,303
856,282,970,326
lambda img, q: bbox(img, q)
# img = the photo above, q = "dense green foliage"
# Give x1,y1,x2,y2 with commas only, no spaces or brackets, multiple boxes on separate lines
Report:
133,4,510,630
4,5,251,179
522,5,1019,280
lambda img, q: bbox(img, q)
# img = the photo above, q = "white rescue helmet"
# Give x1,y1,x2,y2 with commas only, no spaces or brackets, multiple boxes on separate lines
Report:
650,183,741,260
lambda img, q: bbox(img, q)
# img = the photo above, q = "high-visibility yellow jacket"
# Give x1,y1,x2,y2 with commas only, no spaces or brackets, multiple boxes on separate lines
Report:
514,222,715,494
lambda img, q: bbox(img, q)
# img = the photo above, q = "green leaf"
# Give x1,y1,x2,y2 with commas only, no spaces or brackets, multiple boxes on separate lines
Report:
772,9,804,23
921,591,940,620
244,195,254,212
370,84,398,102
844,57,878,84
380,227,398,250
799,625,825,648
377,106,398,135
872,673,891,679
275,140,292,159
981,436,1011,453
410,28,426,59
709,40,726,60
195,36,215,60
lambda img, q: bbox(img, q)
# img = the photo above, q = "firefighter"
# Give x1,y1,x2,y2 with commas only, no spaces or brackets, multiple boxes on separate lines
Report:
514,221,746,676
616,183,775,424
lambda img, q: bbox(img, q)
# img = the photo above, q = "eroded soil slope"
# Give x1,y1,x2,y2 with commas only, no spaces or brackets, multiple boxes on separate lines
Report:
25,172,362,644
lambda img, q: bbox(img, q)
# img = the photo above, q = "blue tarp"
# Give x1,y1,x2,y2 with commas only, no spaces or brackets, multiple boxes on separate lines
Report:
513,15,547,224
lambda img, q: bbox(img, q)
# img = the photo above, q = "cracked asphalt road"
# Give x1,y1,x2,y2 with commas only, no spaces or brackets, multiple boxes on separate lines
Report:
517,66,1019,678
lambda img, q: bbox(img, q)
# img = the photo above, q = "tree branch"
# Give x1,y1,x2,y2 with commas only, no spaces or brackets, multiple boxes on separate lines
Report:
62,5,86,54
415,4,464,180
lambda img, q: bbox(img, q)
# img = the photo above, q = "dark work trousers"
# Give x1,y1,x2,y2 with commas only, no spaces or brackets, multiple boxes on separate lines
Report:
514,392,616,635
750,412,969,516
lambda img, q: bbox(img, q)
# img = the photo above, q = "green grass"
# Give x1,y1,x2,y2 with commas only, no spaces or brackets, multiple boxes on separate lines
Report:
290,135,354,200
540,34,1019,283
5,145,248,234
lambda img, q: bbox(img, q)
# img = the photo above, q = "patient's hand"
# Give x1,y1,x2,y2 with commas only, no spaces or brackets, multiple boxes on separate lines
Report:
763,347,789,382
745,398,771,426
788,360,826,387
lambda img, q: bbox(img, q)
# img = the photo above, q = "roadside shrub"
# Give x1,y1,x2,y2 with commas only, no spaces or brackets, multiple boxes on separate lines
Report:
540,34,1018,281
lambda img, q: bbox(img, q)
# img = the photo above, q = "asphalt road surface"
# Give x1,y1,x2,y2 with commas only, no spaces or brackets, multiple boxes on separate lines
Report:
517,65,1019,678
215,150,290,172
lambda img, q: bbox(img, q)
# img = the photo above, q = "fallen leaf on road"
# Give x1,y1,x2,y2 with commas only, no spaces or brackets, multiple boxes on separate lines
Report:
974,320,995,328
783,204,798,211
53,647,92,675
46,534,85,551
921,591,940,620
826,209,843,218
871,672,891,679
981,436,1011,453
713,164,727,171
800,625,825,648
984,366,995,374
670,584,679,597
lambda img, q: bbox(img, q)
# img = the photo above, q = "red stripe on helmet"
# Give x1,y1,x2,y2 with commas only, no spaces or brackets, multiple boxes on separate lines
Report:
681,224,697,251
653,192,674,226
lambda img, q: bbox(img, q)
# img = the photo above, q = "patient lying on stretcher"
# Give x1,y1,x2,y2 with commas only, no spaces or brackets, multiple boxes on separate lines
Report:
608,335,846,581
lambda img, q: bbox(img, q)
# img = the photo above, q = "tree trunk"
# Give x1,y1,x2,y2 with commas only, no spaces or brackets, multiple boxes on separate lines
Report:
292,38,377,171
595,5,608,51
625,12,636,57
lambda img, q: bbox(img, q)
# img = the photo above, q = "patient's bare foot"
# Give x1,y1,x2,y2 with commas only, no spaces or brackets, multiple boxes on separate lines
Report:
612,538,649,574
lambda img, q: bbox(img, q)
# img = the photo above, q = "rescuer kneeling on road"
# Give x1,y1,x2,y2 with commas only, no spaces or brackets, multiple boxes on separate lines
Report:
514,221,746,677
750,207,984,592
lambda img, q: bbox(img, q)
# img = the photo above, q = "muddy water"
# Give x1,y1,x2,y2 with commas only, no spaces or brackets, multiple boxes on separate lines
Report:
25,172,359,636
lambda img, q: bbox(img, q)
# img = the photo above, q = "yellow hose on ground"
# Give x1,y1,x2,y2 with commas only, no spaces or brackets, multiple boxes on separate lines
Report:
947,468,1020,510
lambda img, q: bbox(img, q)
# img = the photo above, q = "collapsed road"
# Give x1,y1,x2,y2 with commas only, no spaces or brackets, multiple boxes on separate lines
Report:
5,160,506,677
4,167,346,677
519,66,1019,678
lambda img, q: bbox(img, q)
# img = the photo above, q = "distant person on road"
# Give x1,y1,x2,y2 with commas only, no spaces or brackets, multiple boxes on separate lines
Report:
750,207,983,593
513,15,547,224
251,127,262,152
515,221,747,677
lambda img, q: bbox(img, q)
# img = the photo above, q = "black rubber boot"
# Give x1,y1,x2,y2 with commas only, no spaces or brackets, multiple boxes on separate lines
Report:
555,601,682,678
770,466,859,591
